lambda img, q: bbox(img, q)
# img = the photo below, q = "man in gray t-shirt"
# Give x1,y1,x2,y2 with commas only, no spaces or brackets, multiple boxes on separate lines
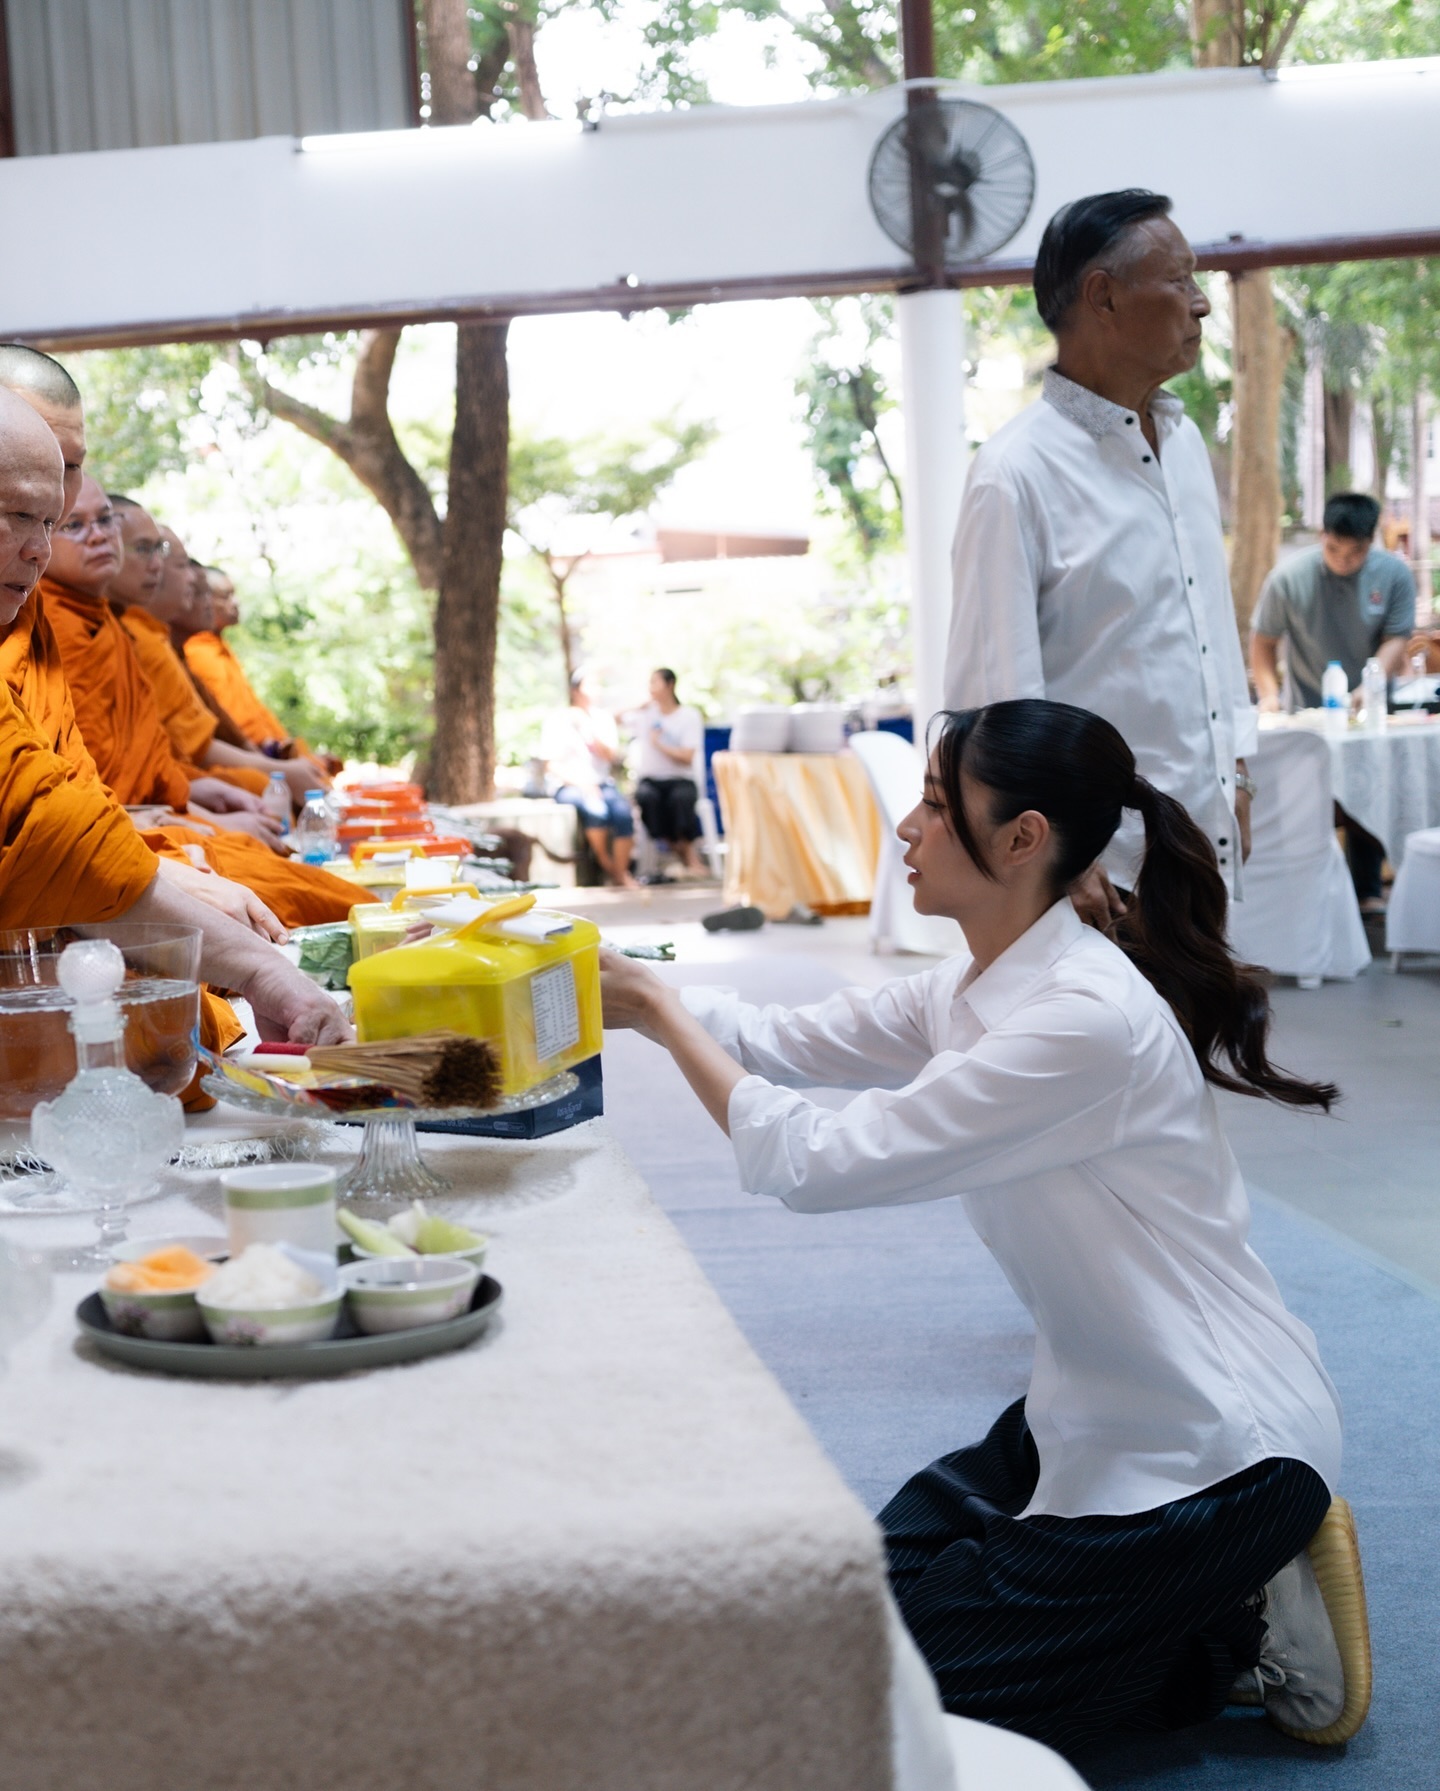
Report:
1251,492,1415,711
1250,492,1415,908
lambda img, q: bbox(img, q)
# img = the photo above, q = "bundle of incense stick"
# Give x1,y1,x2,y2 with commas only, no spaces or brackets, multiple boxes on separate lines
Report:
307,1032,501,1109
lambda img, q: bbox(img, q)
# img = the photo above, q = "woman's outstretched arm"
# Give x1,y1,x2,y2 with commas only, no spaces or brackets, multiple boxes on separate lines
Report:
600,950,748,1133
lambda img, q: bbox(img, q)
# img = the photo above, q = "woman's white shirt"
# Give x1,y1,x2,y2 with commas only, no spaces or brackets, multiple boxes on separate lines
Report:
680,898,1341,1520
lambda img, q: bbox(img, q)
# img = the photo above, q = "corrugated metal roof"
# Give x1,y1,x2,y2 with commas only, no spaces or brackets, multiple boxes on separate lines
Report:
4,0,415,155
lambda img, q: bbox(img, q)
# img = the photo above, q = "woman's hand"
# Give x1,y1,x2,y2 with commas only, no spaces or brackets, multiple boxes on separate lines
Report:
599,948,673,1043
599,949,746,1134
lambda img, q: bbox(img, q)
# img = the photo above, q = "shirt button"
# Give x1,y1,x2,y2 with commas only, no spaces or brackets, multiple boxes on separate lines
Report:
1188,577,1194,585
1211,710,1218,719
1125,416,1135,425
1143,454,1152,463
1202,645,1209,654
1219,836,1229,846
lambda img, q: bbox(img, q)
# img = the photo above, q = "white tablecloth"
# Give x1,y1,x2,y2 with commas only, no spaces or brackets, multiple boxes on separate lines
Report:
1260,715,1440,866
0,1112,914,1791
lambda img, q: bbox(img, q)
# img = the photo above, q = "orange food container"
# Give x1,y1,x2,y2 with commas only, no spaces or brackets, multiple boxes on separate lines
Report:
349,835,474,863
337,816,437,845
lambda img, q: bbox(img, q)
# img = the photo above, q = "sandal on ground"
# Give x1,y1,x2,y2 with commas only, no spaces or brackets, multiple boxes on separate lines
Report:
701,905,765,933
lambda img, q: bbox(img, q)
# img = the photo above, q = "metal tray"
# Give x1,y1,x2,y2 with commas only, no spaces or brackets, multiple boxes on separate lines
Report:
74,1275,502,1379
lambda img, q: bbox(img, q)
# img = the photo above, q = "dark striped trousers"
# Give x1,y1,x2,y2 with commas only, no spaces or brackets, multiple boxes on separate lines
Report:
880,1399,1331,1754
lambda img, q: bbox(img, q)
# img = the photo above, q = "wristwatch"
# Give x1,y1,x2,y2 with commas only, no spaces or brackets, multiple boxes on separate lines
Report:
1234,770,1258,799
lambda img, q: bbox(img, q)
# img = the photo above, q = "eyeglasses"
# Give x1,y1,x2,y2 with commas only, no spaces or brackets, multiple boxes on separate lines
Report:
56,510,120,539
125,538,171,560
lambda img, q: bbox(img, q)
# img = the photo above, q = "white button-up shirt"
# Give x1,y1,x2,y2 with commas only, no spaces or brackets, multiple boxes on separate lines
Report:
682,899,1341,1520
944,369,1258,892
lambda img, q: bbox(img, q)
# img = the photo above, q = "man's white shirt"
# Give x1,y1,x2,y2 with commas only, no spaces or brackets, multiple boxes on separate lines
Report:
682,898,1341,1520
945,368,1258,892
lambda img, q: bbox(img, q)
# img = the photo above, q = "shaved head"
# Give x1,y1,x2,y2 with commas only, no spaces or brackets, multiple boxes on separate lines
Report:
0,347,85,521
0,386,65,625
109,496,169,614
0,345,81,410
45,473,121,599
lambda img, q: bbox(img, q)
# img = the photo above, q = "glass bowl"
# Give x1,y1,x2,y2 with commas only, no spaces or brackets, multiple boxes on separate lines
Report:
0,924,202,1119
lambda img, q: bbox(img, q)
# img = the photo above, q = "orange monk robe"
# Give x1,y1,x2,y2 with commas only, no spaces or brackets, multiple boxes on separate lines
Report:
35,581,361,928
0,604,243,1104
183,630,292,749
116,606,269,797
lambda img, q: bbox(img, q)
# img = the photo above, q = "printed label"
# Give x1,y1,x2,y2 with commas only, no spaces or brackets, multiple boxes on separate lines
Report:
531,962,580,1062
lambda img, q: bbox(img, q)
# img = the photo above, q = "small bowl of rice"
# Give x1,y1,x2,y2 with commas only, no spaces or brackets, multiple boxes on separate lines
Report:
197,1242,341,1347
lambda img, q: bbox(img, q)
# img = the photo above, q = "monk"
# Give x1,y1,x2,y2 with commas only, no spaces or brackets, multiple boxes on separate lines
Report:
184,569,311,757
108,499,319,808
37,479,364,929
41,480,283,842
0,387,348,1053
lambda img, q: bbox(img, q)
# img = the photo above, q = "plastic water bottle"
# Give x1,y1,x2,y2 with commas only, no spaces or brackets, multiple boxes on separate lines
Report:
1361,657,1388,735
295,789,337,865
261,770,292,835
1321,661,1349,737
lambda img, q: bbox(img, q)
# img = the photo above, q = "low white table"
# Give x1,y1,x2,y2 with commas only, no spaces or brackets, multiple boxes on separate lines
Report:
0,1114,904,1791
1262,712,1440,866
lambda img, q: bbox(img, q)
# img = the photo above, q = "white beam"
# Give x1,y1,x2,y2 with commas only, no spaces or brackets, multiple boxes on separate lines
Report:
2,60,1438,345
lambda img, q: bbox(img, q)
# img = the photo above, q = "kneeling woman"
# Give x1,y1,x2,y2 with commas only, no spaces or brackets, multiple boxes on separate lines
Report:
600,699,1369,1754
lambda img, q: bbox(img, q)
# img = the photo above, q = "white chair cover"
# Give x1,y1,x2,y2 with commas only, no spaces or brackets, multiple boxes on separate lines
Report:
848,731,963,958
1227,730,1371,984
1385,826,1440,954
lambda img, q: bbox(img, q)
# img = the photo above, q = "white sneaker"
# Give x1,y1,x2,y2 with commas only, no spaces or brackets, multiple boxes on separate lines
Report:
1228,1497,1372,1745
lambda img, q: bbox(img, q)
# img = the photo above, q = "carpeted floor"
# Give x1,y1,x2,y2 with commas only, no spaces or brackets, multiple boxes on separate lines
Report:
601,953,1439,1788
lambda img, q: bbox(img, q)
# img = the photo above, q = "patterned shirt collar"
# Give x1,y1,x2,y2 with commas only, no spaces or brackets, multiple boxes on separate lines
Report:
1041,366,1185,441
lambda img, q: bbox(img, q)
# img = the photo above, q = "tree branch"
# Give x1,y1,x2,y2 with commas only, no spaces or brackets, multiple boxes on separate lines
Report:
505,18,551,120
260,330,445,590
1260,0,1309,69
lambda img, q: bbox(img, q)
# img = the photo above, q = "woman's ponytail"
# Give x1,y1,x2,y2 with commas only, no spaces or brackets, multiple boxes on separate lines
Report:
934,701,1337,1113
1116,775,1336,1110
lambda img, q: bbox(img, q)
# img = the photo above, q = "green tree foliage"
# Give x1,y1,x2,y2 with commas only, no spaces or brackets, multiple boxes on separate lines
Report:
71,345,226,494
796,298,903,556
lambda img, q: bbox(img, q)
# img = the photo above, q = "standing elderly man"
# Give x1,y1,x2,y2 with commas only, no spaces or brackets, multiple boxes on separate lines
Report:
945,190,1255,923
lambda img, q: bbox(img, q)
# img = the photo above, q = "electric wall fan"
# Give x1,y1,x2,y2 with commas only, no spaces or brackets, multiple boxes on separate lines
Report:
868,97,1036,268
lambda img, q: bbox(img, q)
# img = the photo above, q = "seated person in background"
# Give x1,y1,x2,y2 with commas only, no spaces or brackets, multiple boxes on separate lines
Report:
623,667,706,876
1251,492,1415,911
540,670,636,888
600,698,1367,1755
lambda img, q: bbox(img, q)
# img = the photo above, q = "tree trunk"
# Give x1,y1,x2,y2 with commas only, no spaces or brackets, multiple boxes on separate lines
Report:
1228,270,1291,634
421,0,522,801
430,322,510,803
1371,395,1396,501
1189,0,1242,66
1323,384,1354,489
422,0,477,124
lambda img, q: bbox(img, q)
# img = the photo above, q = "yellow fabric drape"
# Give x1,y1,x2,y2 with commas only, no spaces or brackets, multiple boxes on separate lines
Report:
712,750,882,919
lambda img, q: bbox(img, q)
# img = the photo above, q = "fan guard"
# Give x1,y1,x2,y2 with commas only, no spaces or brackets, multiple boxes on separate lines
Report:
868,97,1036,268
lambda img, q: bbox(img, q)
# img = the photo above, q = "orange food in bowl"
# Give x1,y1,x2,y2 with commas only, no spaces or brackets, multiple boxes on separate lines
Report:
105,1245,216,1293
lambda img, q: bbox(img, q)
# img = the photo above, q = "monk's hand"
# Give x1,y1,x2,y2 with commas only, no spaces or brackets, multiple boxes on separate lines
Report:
154,857,287,942
243,955,353,1047
599,948,674,1044
1068,862,1126,931
188,777,263,815
195,806,288,849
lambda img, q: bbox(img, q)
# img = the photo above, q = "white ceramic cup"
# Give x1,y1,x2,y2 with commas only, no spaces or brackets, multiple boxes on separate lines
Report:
221,1164,338,1258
